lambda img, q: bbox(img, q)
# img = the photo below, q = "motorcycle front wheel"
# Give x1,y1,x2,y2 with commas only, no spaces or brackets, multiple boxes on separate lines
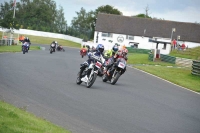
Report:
102,73,108,82
86,73,97,88
76,72,82,85
110,71,121,85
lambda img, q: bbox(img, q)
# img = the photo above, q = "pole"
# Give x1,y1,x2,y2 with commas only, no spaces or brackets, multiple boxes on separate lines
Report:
9,0,16,46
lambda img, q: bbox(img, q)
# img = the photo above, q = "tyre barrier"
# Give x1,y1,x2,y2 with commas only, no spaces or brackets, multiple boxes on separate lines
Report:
191,60,200,76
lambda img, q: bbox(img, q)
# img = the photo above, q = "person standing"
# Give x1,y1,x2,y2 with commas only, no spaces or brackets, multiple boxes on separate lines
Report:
172,39,177,49
181,41,186,50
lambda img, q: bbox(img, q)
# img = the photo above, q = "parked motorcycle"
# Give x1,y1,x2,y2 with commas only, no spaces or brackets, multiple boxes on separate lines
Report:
56,45,65,52
80,48,87,58
76,58,102,88
50,43,56,54
22,42,29,54
102,58,126,85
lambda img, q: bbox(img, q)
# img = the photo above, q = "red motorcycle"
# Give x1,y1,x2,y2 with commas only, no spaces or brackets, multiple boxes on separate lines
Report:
80,48,87,58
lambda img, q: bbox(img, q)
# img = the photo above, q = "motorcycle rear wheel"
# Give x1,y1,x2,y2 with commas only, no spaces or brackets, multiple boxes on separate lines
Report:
102,73,108,82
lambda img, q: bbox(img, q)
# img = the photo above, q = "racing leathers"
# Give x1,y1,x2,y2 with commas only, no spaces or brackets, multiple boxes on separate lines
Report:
79,51,104,81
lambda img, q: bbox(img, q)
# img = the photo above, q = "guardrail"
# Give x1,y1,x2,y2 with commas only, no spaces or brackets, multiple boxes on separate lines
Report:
127,48,151,54
191,60,200,76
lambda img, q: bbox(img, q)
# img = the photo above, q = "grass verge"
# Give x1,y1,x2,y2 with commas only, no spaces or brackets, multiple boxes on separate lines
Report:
0,100,71,133
0,45,40,52
134,65,200,92
127,53,200,92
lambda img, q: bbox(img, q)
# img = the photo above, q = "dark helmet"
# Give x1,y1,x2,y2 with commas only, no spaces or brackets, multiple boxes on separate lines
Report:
96,44,104,53
112,45,118,52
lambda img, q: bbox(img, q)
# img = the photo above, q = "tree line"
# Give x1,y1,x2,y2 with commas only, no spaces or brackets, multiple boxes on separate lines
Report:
0,0,151,40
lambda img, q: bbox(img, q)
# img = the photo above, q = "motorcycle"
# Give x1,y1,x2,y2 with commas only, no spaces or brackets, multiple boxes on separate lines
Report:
80,48,87,58
56,45,65,52
50,43,56,54
76,58,102,88
102,58,126,85
22,42,29,54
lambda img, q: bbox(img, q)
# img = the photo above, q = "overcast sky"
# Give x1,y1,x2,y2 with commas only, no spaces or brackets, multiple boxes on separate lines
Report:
1,0,200,25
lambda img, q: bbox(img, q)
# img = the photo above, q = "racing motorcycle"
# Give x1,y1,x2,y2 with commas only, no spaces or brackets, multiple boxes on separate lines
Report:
102,58,126,85
56,45,65,52
76,56,102,88
22,42,30,54
80,48,87,58
50,43,56,54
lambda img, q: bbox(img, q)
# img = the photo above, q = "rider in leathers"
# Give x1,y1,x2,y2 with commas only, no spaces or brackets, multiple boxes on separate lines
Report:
80,44,105,82
105,48,128,76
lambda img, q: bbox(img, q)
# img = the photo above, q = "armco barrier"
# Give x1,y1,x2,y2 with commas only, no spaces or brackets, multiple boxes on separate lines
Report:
191,60,200,76
148,53,154,61
127,48,151,54
160,54,176,64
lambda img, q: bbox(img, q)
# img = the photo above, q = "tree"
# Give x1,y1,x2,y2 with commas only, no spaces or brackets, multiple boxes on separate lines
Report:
0,0,19,29
55,5,67,33
71,7,94,40
95,5,122,15
0,0,67,33
133,13,151,18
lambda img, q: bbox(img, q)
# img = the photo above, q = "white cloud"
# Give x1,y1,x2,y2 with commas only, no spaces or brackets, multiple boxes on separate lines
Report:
152,6,200,23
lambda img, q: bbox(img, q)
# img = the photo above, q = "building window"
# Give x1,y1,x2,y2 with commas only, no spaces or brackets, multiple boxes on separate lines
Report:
102,32,113,38
126,35,134,40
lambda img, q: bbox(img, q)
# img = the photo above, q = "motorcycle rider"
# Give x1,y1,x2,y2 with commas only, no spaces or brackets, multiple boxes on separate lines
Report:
103,44,119,72
22,37,31,50
105,48,128,76
80,44,105,82
104,44,119,59
50,41,57,52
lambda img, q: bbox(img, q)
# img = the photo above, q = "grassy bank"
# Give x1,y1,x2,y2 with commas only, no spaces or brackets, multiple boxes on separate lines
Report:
134,65,200,92
169,46,200,60
0,45,40,52
127,53,200,92
0,100,70,133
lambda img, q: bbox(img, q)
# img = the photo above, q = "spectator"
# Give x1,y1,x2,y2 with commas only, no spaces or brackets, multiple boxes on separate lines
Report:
181,42,186,50
172,39,177,49
19,35,25,43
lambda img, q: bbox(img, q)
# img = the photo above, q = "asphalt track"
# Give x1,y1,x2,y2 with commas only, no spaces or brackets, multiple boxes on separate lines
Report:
0,45,200,133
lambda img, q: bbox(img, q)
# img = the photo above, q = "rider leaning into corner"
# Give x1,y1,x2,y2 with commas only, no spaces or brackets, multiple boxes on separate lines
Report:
79,44,105,82
22,37,31,50
104,46,128,76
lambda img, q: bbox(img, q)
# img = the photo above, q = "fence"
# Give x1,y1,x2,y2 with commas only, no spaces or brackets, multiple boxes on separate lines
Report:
191,60,200,76
127,48,151,54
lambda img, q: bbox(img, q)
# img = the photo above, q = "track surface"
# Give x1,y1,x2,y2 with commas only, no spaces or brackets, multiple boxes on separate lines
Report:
0,45,200,133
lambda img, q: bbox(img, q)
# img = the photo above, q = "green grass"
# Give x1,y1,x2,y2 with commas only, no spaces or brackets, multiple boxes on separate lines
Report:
127,53,176,66
0,45,40,52
169,46,200,60
134,65,200,92
27,34,81,48
0,31,81,51
0,100,71,133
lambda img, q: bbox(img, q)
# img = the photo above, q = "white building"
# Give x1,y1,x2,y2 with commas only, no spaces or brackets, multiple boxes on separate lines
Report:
93,13,200,55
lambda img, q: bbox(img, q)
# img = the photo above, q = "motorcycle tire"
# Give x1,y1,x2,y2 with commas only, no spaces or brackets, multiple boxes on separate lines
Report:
50,48,53,54
76,72,82,85
22,47,25,54
110,72,121,85
82,55,84,58
86,73,97,88
102,73,108,82
63,49,65,52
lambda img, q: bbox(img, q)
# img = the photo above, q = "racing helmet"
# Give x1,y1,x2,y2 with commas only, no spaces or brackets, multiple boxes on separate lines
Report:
122,48,128,56
112,45,118,52
96,44,104,53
